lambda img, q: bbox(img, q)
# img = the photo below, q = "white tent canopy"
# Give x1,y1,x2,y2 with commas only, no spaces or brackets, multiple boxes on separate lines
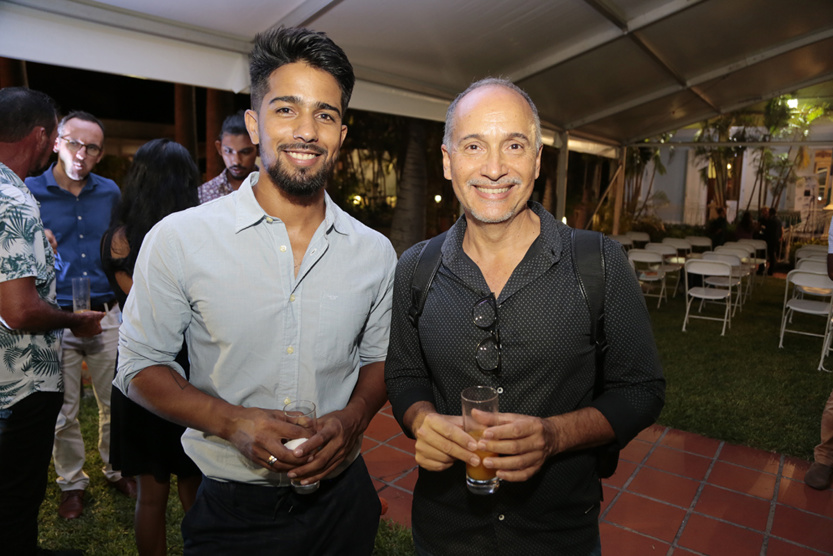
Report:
2,0,833,150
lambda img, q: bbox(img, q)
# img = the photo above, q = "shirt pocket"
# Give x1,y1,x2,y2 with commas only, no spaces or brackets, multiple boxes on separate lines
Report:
315,291,369,372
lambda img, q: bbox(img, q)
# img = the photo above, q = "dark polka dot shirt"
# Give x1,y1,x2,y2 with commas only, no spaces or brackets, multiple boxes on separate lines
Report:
385,202,665,555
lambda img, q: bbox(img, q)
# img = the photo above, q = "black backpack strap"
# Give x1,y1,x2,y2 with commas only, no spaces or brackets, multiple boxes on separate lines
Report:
571,228,608,398
408,231,448,327
572,229,619,479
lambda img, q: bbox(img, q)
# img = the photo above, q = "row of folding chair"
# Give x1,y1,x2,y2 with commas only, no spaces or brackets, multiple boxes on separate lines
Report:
795,244,828,262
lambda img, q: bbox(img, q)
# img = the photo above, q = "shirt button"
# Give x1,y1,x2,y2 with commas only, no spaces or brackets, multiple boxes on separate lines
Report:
289,294,295,302
280,245,287,252
266,217,273,223
287,346,294,355
498,514,505,521
497,387,504,394
80,253,86,258
82,272,88,276
284,397,291,406
79,234,84,239
77,216,82,220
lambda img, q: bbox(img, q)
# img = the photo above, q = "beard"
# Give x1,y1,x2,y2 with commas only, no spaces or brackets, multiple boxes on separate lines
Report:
265,144,336,198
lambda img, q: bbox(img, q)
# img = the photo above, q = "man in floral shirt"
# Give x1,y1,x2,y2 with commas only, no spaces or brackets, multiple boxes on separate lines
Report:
0,87,103,556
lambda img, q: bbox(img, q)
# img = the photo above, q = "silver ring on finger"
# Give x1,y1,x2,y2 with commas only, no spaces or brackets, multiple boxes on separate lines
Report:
267,454,278,466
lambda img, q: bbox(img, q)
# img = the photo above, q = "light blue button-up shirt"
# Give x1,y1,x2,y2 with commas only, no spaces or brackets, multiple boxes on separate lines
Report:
115,173,397,485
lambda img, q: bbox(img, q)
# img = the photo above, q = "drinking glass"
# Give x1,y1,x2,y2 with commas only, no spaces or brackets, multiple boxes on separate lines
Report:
461,385,500,494
72,277,90,313
282,400,319,494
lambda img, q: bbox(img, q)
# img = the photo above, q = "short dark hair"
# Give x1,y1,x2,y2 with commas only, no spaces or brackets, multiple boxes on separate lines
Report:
249,26,354,115
0,87,57,143
58,110,105,137
220,110,248,139
115,138,199,270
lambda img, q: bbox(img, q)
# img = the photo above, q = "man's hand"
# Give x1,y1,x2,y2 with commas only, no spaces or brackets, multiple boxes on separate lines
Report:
413,412,479,472
225,406,312,472
280,405,366,485
68,310,105,337
478,413,559,482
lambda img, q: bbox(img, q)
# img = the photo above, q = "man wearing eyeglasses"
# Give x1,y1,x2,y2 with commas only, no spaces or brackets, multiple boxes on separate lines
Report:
26,111,131,521
385,79,665,555
198,110,259,204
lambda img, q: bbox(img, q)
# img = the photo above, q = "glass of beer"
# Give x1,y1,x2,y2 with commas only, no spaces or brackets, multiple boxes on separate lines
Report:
282,400,320,494
461,385,500,495
71,277,90,313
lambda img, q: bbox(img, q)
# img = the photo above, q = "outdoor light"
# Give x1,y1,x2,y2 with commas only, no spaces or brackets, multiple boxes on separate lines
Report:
352,195,362,205
787,98,798,109
434,195,442,203
727,163,732,170
562,217,567,224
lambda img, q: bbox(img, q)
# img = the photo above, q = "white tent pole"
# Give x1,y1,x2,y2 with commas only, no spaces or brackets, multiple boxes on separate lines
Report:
612,148,626,234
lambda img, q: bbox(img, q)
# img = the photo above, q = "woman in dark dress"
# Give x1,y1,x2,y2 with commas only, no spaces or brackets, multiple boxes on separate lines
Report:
102,138,201,556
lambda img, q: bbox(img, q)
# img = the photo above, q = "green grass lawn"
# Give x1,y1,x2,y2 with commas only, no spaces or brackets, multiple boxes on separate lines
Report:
37,273,830,553
651,274,832,460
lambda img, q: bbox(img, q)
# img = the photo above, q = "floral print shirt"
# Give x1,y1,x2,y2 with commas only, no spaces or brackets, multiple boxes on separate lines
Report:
0,162,62,409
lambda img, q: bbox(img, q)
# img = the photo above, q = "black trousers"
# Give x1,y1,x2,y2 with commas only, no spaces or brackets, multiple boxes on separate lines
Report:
0,391,63,556
182,455,381,555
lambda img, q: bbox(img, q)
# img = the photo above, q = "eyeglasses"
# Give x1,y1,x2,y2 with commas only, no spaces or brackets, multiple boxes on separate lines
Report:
473,294,501,376
60,136,102,157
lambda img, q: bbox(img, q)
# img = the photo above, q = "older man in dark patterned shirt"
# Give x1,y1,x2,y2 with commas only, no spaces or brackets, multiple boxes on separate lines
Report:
386,78,665,556
197,110,258,204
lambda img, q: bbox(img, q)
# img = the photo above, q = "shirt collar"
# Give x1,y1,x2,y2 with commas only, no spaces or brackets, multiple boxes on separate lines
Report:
233,171,350,236
441,201,564,264
43,163,101,192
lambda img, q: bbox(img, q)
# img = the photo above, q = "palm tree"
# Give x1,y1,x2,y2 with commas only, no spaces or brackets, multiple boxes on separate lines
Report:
390,118,427,255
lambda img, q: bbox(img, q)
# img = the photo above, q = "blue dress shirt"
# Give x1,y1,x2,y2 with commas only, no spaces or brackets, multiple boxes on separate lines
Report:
26,163,121,306
115,173,397,485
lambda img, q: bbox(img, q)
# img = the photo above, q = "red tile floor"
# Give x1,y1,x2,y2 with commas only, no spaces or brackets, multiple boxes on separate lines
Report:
364,404,833,555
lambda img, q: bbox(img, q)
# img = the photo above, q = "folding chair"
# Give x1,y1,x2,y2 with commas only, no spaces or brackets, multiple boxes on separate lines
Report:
685,235,712,253
715,245,755,300
796,245,828,261
645,242,682,297
796,258,828,274
702,252,745,315
610,235,633,251
683,259,734,336
626,231,650,248
737,238,767,275
662,237,692,264
779,270,833,349
790,259,833,303
628,249,666,308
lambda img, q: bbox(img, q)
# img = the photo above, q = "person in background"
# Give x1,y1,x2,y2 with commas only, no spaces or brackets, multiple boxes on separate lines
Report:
102,139,202,555
197,110,258,204
764,207,782,275
735,211,756,240
0,86,103,556
706,206,728,247
26,110,132,520
115,27,397,554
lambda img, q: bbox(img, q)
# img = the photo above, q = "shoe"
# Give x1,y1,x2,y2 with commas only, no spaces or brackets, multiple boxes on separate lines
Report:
805,462,833,490
109,476,138,498
57,490,84,520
